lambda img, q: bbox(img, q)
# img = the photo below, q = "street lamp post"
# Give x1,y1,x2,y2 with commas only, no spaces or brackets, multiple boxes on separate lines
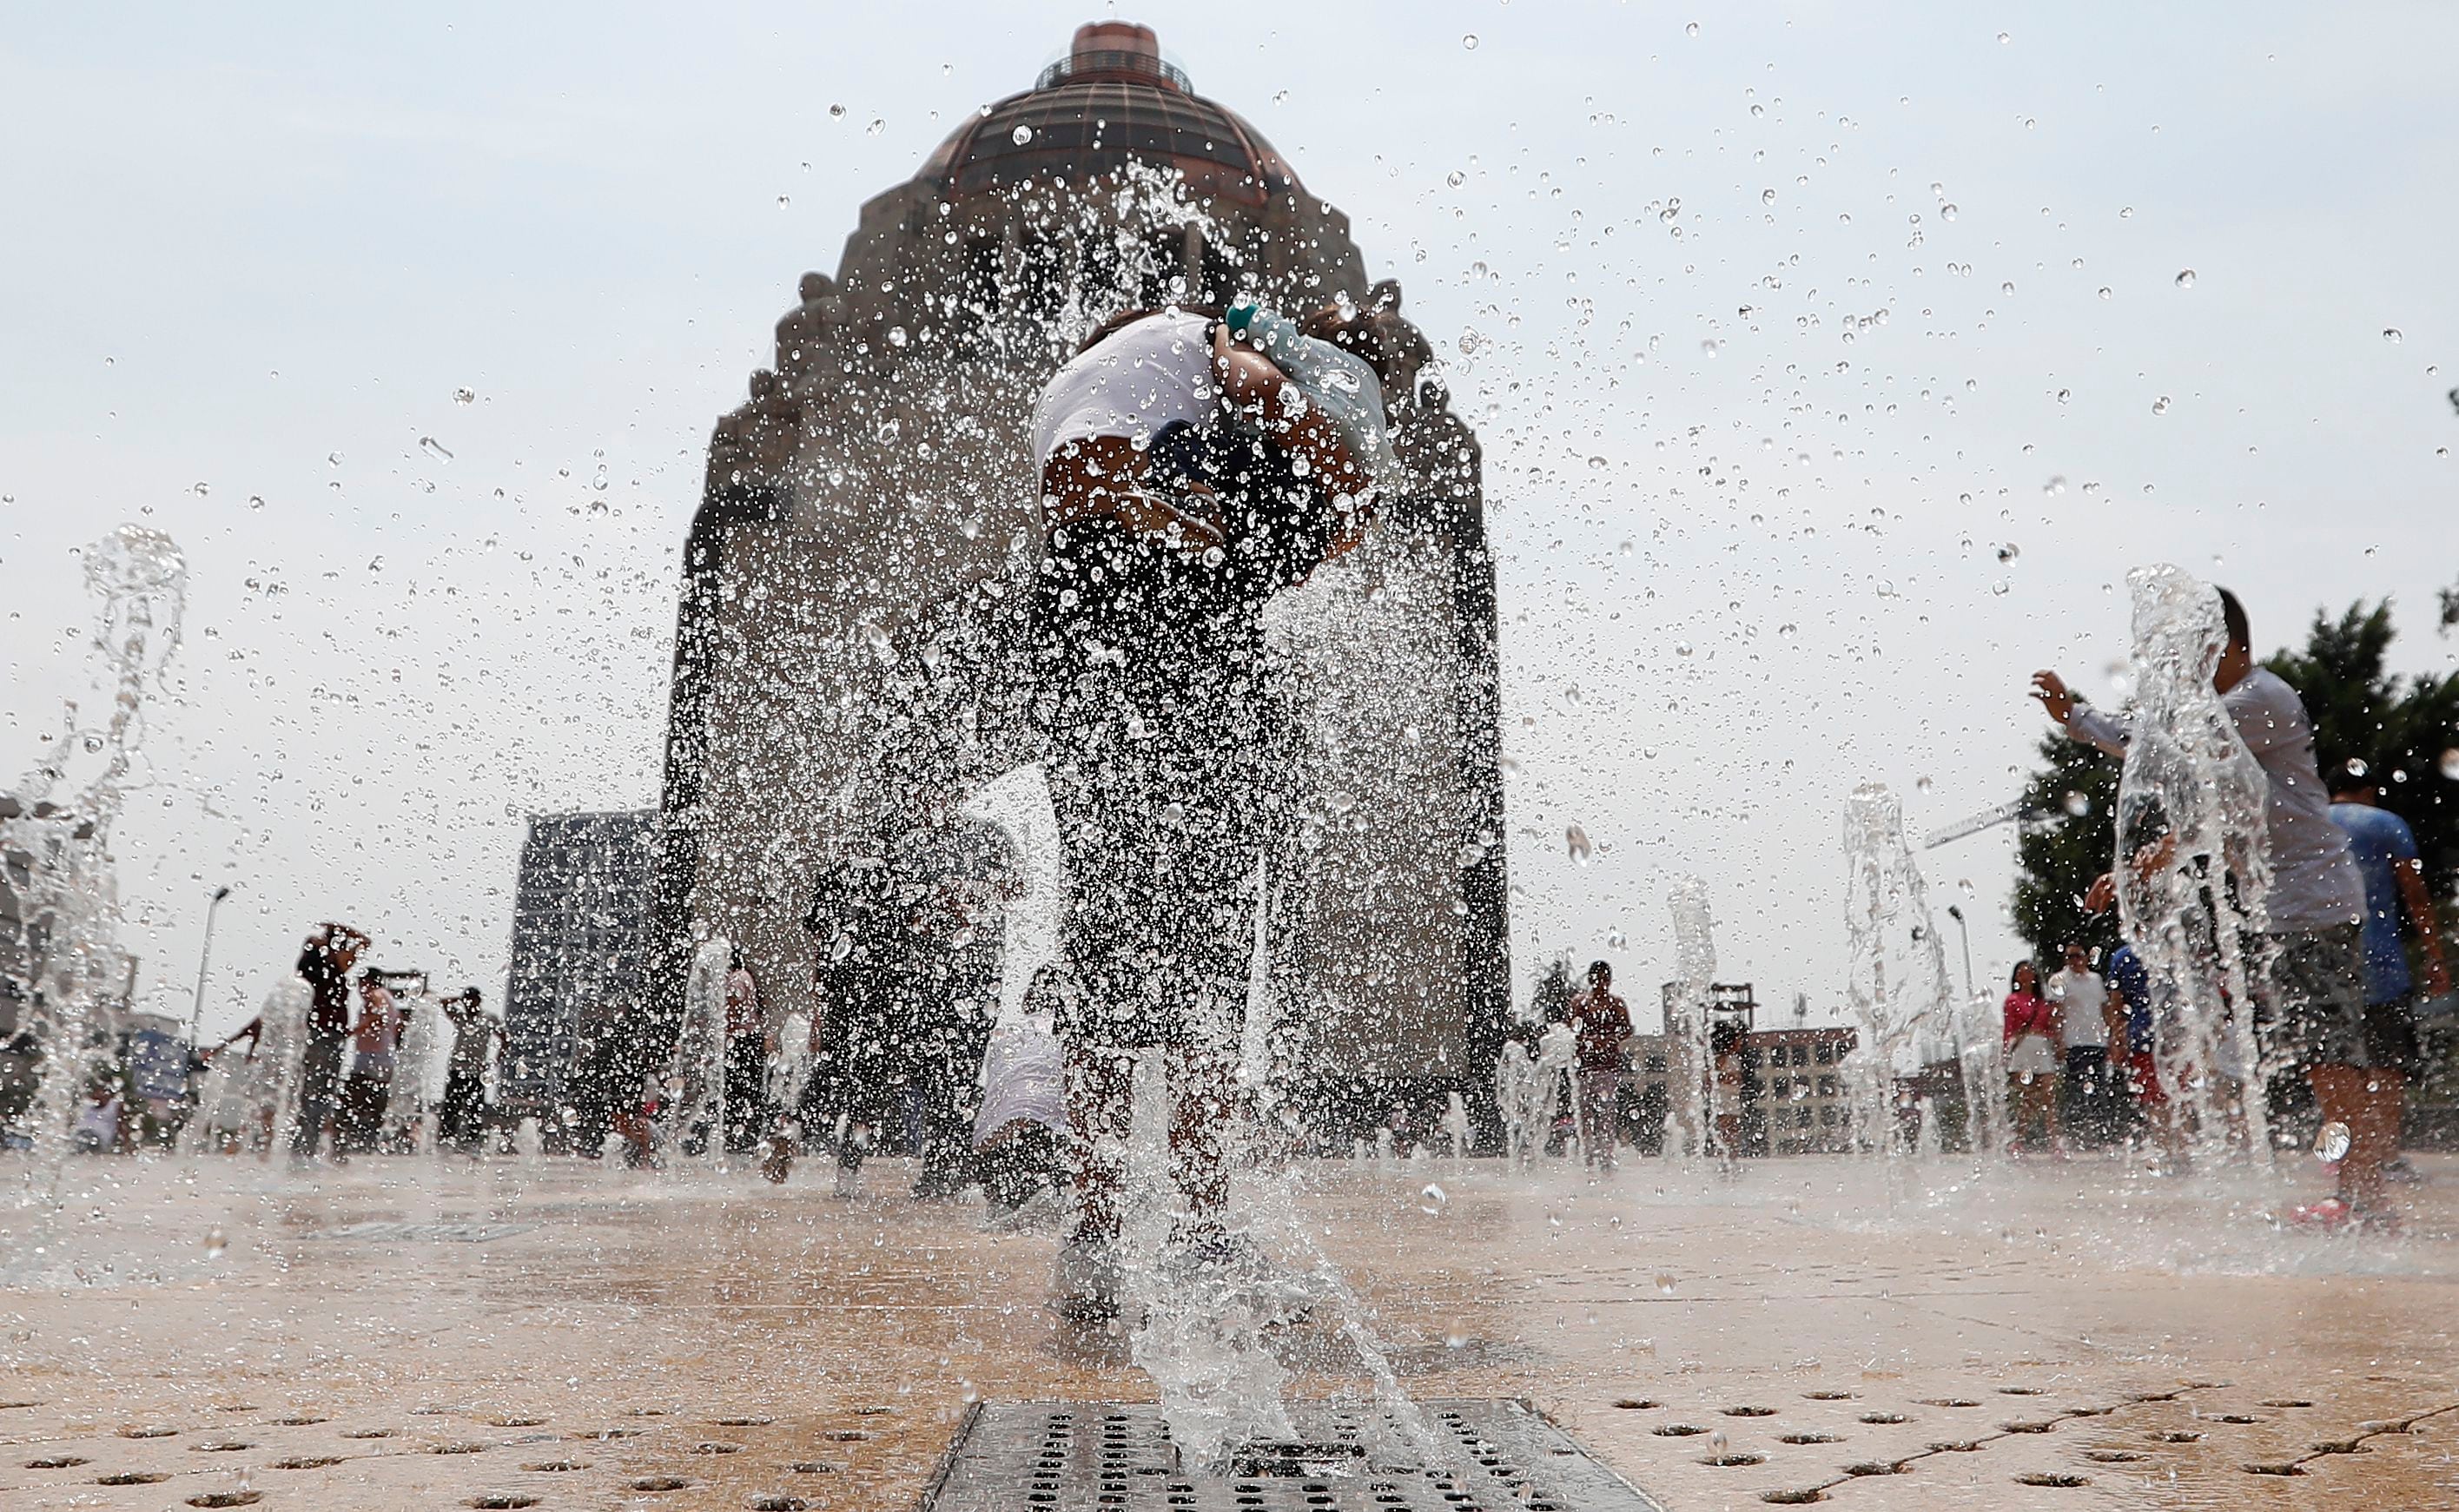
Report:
187,884,234,1048
1944,904,1976,1001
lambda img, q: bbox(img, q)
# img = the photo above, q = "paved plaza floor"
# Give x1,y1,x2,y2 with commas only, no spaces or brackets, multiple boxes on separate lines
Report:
3,1147,2454,1509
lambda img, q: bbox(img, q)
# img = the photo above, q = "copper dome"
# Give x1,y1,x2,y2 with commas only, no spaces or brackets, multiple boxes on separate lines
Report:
919,23,1299,206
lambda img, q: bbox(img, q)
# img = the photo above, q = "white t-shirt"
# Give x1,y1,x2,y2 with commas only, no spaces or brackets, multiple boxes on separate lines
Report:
974,1012,1067,1146
1028,312,1217,470
2046,968,2108,1048
2069,667,2363,932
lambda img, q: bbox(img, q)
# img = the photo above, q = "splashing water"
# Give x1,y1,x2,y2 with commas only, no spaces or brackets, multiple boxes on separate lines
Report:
1840,782,1963,1157
2111,565,2273,1166
1664,875,1715,1159
681,937,731,1168
5,526,186,1227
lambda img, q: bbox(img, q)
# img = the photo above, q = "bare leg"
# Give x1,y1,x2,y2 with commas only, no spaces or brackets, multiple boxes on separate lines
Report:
2314,1063,2401,1212
1167,1040,1233,1236
1068,1043,1134,1243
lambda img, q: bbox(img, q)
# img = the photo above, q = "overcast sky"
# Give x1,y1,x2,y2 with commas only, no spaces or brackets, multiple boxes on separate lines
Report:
4,2,2455,1041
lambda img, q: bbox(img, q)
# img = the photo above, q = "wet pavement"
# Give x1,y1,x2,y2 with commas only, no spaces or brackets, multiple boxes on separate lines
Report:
2,1149,2453,1509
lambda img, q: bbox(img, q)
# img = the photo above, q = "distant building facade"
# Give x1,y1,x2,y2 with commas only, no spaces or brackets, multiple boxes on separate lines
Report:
1623,981,1861,1156
504,809,655,1130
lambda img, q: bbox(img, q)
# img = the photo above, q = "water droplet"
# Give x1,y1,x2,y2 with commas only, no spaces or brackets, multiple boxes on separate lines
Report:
2383,327,2403,344
2152,395,2171,415
1996,30,2012,43
1914,776,1934,793
2174,269,2196,288
1762,187,1777,204
867,118,885,135
453,386,476,405
1674,641,1694,657
2440,749,2459,781
1419,1183,1449,1215
2043,475,2066,496
2119,206,2134,219
1685,21,1701,36
829,102,846,118
1446,169,1465,188
777,195,790,209
2314,1121,2351,1164
1995,542,2019,563
418,436,453,463
1462,33,1479,50
888,326,909,347
247,495,263,511
202,1226,228,1258
1010,124,1034,146
1655,1273,1677,1294
1939,203,1957,221
1565,825,1593,864
2062,790,2091,817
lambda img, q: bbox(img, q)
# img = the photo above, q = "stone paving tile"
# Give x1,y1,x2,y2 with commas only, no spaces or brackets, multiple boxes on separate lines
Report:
3,1152,2455,1509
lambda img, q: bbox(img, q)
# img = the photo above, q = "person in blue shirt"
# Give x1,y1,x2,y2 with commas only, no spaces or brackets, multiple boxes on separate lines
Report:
2102,942,2187,1171
2326,764,2452,1173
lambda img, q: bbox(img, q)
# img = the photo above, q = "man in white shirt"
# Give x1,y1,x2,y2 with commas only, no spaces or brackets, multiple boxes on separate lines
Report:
2034,585,2382,1226
2046,942,2112,1142
1031,306,1378,1314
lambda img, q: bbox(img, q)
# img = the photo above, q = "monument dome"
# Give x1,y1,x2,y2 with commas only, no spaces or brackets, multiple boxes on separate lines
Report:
919,23,1299,206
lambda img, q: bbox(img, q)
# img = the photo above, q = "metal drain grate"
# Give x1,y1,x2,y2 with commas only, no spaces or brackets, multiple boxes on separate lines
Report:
922,1398,1666,1511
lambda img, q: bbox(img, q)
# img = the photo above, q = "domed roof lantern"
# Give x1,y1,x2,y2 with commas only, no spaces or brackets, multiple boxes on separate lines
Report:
1036,22,1191,92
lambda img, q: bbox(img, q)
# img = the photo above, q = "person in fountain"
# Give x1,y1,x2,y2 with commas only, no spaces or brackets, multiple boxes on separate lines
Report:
2325,761,2450,1185
288,921,368,1166
337,970,402,1155
1029,300,1385,1315
1565,961,1632,1169
2034,587,2384,1227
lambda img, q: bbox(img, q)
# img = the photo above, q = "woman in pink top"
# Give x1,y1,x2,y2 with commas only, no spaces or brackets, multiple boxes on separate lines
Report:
2002,961,2066,1155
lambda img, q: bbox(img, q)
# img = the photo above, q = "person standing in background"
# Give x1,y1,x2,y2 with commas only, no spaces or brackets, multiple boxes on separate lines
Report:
2003,961,2066,1156
720,951,769,1155
338,971,401,1153
2328,763,2452,1183
2046,942,2112,1145
909,815,1020,1199
288,922,368,1166
1565,961,1633,1169
439,987,498,1153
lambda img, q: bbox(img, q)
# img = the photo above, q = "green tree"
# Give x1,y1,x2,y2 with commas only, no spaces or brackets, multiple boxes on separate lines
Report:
2265,599,2459,891
2011,722,2120,967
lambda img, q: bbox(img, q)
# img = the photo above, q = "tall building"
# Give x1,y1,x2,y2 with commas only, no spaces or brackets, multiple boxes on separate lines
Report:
504,809,655,1129
632,23,1512,1137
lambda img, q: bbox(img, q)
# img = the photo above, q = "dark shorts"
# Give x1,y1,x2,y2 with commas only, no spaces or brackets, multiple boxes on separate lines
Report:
1032,512,1276,1052
2250,925,2371,1074
2362,994,2422,1079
